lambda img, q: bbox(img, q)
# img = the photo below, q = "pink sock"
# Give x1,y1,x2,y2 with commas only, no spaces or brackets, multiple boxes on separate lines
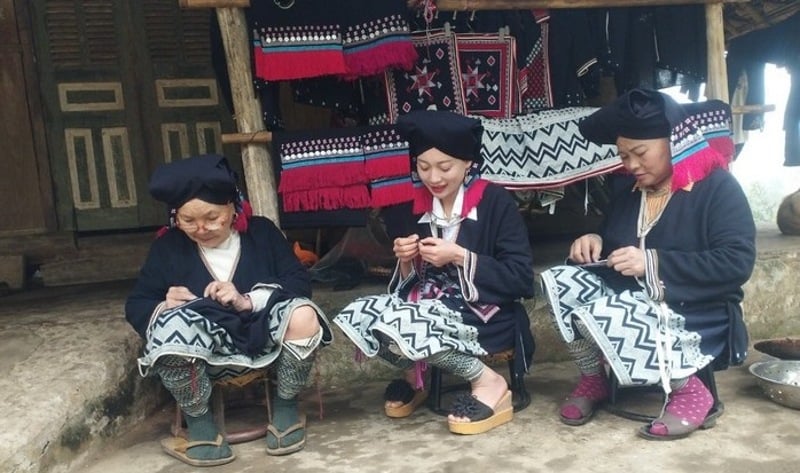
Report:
561,374,610,420
649,375,713,435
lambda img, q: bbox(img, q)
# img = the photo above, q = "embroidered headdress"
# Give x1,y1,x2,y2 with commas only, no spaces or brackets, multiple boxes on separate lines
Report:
578,88,734,190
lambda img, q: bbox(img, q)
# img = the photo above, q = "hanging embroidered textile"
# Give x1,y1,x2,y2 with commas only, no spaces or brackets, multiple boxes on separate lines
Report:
274,128,370,212
518,17,553,113
362,126,413,207
383,31,466,123
250,1,347,81
456,33,519,118
274,126,413,212
250,0,416,82
479,107,621,190
341,0,418,79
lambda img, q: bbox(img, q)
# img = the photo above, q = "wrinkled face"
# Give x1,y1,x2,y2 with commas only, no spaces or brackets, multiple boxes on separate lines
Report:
175,199,235,248
415,147,473,210
616,136,673,190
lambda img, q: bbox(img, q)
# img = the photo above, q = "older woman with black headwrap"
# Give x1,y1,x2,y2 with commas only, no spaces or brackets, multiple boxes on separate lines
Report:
334,111,535,435
125,154,332,465
540,89,756,440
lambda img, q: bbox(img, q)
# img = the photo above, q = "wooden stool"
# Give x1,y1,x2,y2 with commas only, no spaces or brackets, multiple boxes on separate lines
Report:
426,348,531,416
171,369,272,444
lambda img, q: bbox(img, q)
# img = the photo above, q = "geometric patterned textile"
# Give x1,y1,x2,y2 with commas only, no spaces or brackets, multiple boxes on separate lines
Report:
519,20,553,113
274,126,413,212
137,297,331,382
479,107,622,190
384,31,466,123
456,33,519,119
334,293,486,362
540,264,713,387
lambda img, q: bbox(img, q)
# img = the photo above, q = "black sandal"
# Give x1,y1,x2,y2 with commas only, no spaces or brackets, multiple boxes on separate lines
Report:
383,379,427,418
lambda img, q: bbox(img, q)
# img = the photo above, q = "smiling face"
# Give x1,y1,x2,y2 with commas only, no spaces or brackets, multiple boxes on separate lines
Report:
175,198,235,248
415,147,473,214
616,136,673,190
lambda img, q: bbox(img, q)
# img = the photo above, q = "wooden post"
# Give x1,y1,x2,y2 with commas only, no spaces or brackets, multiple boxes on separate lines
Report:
214,8,280,225
705,2,728,102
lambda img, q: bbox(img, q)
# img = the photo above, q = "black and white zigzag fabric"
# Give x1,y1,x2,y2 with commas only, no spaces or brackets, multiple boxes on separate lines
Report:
540,265,713,387
138,298,329,382
478,107,622,190
334,293,485,361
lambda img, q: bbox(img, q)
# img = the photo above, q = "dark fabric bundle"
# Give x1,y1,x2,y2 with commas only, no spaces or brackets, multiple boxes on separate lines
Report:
149,154,237,208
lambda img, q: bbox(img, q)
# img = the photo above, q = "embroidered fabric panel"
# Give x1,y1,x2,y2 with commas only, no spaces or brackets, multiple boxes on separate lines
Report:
456,34,519,119
479,108,621,190
519,22,553,113
274,126,413,212
249,0,415,82
383,32,466,123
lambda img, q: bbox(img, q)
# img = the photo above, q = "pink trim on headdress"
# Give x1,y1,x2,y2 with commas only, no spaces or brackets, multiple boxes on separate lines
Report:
233,200,253,233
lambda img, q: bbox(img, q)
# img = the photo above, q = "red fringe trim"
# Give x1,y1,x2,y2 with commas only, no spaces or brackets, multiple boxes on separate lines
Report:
282,185,371,212
279,161,367,194
343,42,418,79
370,181,414,208
254,50,347,81
364,153,411,180
707,135,735,163
671,146,729,191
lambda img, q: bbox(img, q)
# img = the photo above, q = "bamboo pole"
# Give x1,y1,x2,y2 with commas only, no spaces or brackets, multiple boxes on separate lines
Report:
179,0,250,8
215,8,280,224
436,0,746,10
705,2,728,102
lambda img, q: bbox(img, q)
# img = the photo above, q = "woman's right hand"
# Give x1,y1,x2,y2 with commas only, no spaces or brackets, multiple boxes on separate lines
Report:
393,233,421,263
568,233,603,264
165,286,198,309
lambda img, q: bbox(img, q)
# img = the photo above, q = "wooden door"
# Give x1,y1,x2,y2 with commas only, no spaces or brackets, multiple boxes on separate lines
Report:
30,0,232,232
0,0,55,235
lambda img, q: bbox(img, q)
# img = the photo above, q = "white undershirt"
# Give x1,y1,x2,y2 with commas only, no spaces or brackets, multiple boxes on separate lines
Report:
199,232,272,311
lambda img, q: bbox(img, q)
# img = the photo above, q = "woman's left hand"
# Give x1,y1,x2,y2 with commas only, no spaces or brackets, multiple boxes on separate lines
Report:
607,246,646,277
418,237,466,267
204,281,252,312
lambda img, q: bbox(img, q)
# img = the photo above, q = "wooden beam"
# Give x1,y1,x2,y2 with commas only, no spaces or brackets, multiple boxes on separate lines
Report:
215,8,280,224
704,2,728,101
179,0,250,8
731,104,776,115
436,0,746,10
222,131,274,144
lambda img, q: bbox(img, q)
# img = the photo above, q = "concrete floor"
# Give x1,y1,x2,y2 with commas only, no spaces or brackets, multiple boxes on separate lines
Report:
68,359,800,473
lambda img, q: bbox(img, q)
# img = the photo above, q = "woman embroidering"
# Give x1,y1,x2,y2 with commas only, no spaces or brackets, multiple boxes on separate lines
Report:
334,111,535,435
125,154,332,465
540,89,756,440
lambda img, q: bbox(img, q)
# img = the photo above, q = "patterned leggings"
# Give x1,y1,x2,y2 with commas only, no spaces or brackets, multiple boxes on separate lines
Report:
377,338,484,382
154,330,323,416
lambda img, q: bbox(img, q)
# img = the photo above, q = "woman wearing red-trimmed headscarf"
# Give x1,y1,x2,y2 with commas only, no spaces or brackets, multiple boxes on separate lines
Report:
125,155,333,465
540,89,756,440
